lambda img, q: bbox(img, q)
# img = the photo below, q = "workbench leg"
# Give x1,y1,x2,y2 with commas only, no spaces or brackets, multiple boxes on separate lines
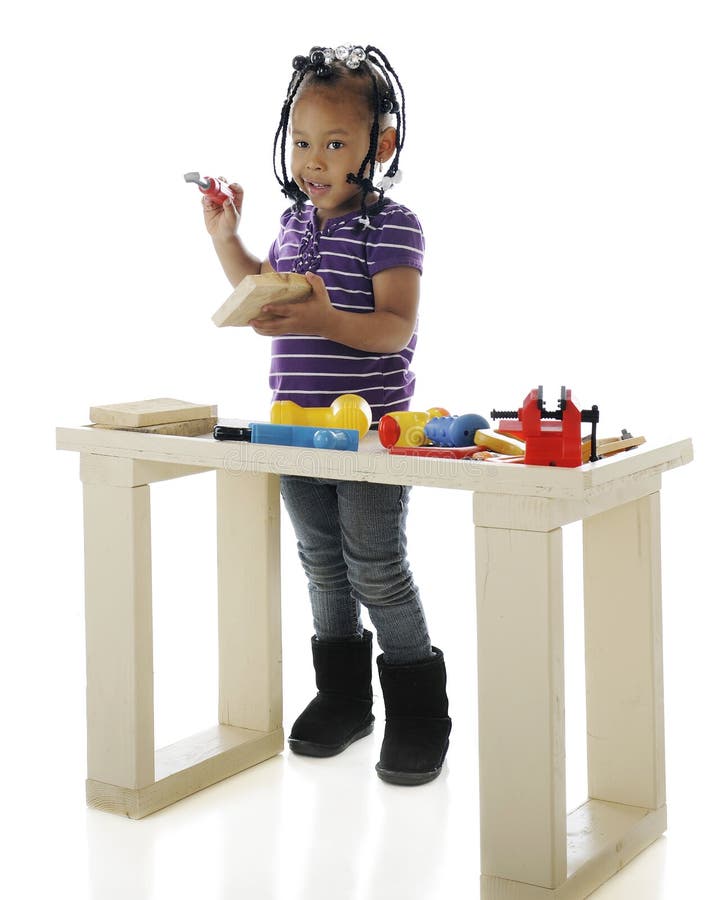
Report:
583,493,666,810
216,470,283,734
475,525,567,891
80,458,284,818
82,480,155,791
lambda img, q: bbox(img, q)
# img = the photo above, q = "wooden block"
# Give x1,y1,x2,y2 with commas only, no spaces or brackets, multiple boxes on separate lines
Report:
212,272,312,327
91,416,217,437
89,398,217,428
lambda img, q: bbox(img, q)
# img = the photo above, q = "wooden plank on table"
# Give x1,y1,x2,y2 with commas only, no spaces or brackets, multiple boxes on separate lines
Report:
89,398,217,428
91,416,217,437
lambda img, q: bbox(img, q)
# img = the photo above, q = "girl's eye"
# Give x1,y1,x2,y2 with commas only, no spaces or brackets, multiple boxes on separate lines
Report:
328,141,344,150
295,140,309,149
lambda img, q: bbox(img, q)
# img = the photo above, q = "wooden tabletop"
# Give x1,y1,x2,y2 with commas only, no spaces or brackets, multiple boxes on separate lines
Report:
57,424,693,500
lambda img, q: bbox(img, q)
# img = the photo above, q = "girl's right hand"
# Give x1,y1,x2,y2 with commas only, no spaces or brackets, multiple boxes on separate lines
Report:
203,180,244,241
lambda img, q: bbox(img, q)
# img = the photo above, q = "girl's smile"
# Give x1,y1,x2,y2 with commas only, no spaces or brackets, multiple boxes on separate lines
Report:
303,180,332,196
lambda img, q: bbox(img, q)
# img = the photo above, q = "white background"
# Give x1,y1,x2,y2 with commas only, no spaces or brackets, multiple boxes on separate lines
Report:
2,2,718,897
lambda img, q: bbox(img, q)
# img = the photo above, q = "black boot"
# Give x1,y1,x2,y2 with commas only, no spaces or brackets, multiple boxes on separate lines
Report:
288,630,375,757
376,648,452,785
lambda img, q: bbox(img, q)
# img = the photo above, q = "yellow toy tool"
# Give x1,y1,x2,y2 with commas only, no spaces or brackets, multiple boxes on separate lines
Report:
270,394,372,438
473,429,525,456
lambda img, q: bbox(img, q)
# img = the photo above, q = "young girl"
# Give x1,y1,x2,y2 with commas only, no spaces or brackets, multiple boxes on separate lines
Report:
202,44,451,786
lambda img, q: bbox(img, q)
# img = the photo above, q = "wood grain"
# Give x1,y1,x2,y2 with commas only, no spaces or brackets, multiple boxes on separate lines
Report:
212,272,312,327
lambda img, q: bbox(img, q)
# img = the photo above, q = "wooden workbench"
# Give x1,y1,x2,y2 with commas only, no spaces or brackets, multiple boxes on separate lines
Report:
56,424,692,899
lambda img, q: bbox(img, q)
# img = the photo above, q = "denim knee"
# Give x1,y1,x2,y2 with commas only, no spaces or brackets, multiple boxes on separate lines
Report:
296,550,349,593
344,556,418,609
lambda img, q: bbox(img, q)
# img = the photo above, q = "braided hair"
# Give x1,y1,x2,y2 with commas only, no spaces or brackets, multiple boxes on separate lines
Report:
272,44,406,225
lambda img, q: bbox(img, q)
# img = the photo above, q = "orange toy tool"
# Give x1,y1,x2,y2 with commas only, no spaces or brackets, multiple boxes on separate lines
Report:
378,407,450,448
270,394,372,438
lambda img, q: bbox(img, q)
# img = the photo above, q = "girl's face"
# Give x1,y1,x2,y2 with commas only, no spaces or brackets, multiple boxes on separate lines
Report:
290,86,392,226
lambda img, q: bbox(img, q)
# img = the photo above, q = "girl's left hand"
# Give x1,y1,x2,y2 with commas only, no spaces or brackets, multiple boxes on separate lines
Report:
249,271,334,337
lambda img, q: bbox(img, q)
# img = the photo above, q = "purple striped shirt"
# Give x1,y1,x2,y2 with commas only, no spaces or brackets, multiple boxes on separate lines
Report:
267,200,425,424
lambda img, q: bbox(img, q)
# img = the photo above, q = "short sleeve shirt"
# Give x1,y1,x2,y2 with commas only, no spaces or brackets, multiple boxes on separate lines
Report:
268,200,425,424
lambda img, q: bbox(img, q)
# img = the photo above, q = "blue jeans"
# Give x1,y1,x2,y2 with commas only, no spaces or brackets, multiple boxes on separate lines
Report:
280,475,433,665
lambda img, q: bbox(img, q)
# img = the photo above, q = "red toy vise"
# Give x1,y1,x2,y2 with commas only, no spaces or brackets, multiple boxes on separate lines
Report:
491,386,599,468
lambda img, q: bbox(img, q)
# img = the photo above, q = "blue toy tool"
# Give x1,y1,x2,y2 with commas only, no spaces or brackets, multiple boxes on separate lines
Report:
214,422,359,450
250,423,359,450
424,414,491,447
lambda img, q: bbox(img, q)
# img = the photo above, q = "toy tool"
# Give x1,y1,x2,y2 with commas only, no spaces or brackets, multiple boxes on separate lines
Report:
378,407,450,448
184,171,234,206
253,423,358,450
271,394,372,438
424,414,491,447
213,422,359,450
491,385,599,468
213,425,252,442
473,430,525,456
581,431,646,464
